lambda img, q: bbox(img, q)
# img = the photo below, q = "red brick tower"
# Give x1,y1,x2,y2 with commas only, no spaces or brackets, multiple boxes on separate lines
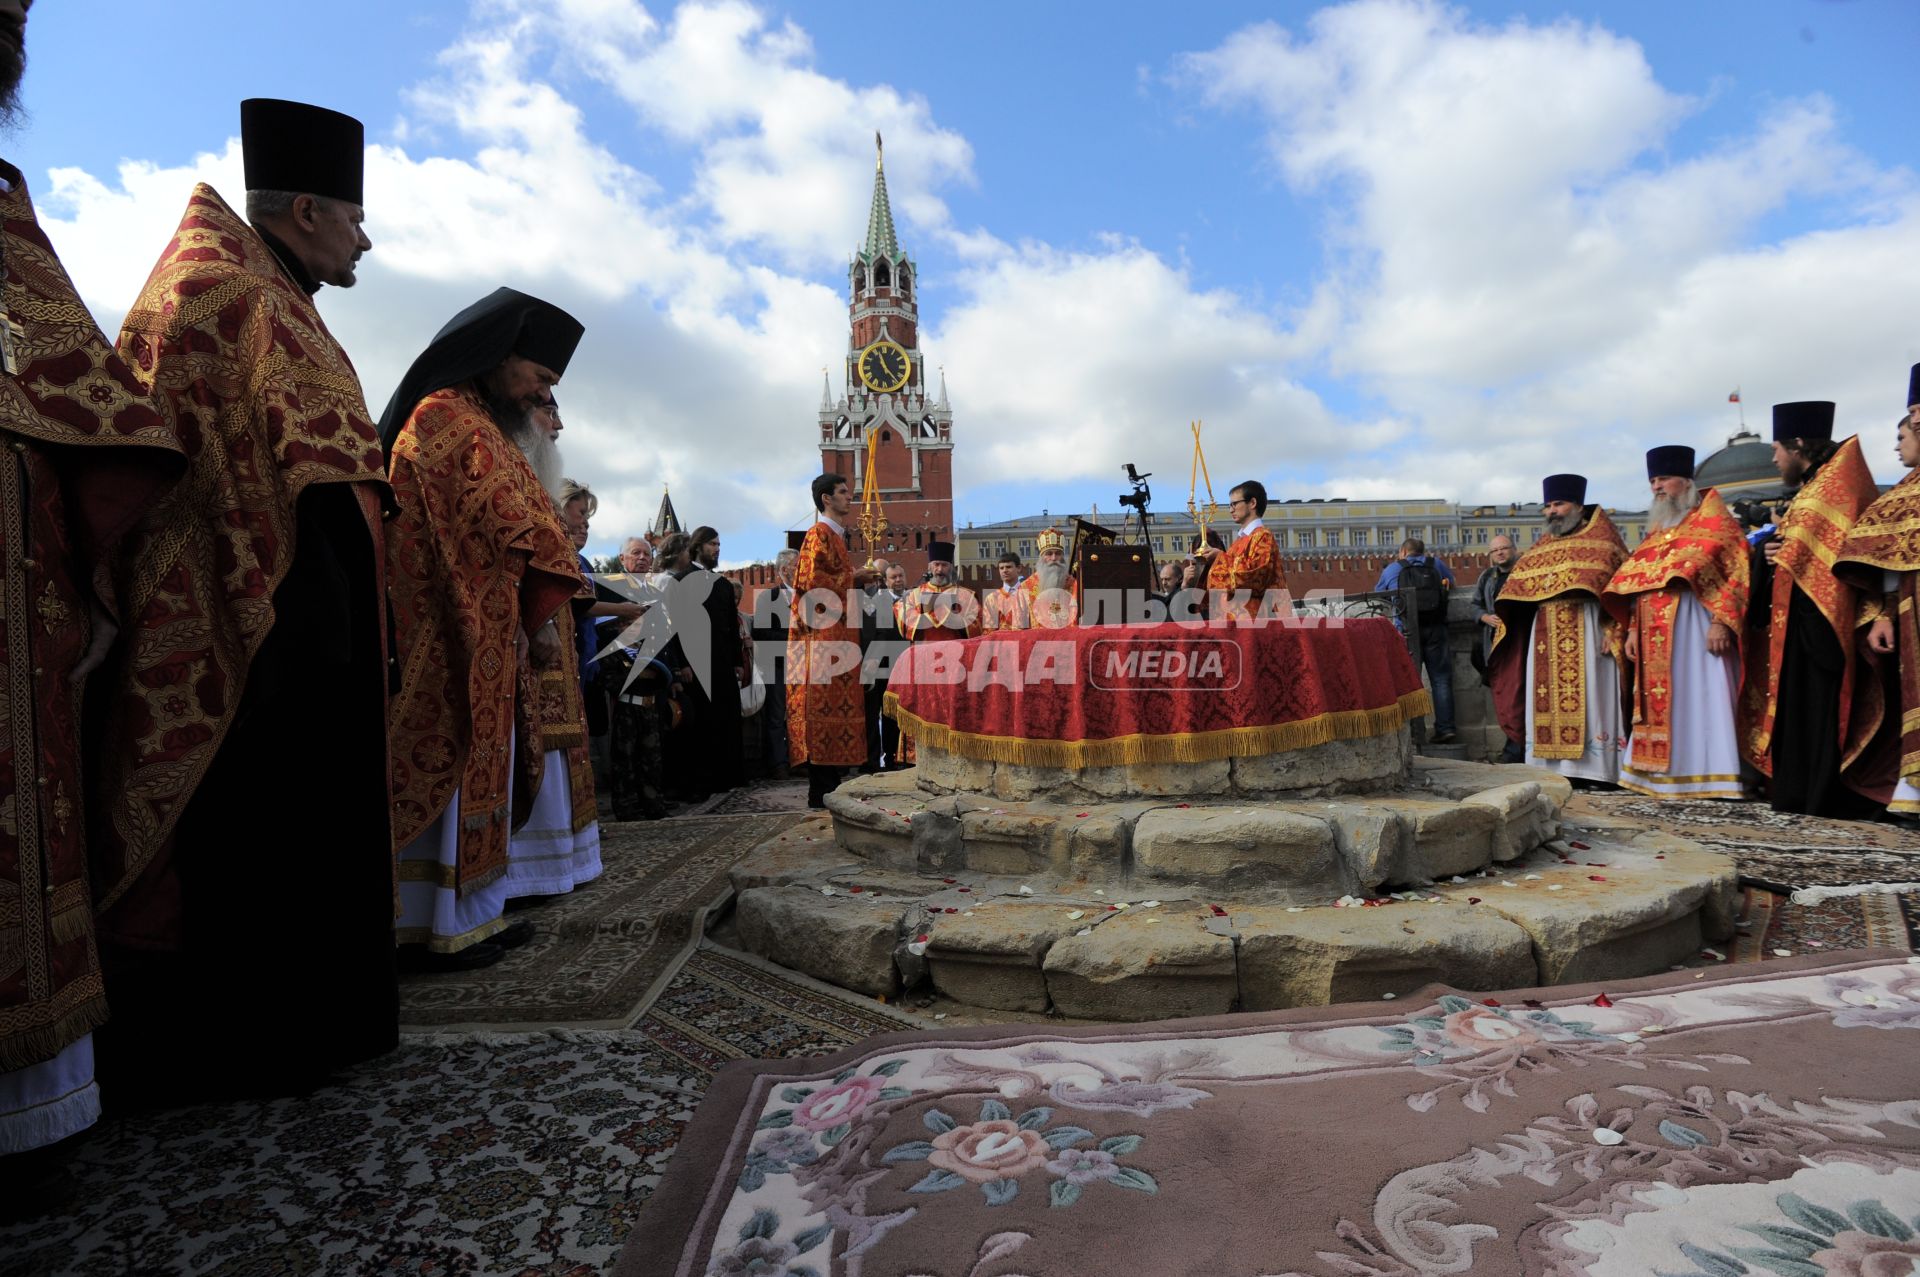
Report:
817,134,954,581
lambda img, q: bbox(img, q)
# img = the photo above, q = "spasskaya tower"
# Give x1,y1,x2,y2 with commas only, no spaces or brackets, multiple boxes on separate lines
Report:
816,134,954,581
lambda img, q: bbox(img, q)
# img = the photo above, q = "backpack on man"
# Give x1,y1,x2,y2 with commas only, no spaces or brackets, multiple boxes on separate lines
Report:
1400,556,1446,624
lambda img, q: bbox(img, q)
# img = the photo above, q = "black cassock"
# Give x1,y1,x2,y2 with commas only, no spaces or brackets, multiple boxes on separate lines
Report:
1749,545,1883,819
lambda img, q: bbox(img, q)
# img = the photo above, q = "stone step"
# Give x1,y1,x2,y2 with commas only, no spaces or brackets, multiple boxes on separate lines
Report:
726,820,1738,1022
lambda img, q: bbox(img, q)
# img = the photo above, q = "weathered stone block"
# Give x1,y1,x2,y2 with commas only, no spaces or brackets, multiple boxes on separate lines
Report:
1461,781,1549,862
957,806,1067,877
1132,807,1341,900
910,799,966,873
1366,797,1498,881
1282,801,1410,893
1236,904,1537,1008
1230,733,1408,796
735,886,900,998
914,746,994,795
1043,905,1236,1021
1467,843,1736,984
727,818,857,892
925,903,1084,1012
1126,759,1231,797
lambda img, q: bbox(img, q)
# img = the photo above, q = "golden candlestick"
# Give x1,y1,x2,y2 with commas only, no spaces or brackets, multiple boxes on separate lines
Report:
1187,419,1221,551
858,421,888,569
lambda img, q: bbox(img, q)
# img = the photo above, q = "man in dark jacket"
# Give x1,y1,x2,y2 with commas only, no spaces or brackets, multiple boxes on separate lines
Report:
1473,535,1522,761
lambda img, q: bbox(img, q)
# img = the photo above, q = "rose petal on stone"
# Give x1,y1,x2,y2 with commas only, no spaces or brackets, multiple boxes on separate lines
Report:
1209,904,1227,916
1141,900,1161,908
1547,884,1564,891
907,941,929,956
1501,881,1518,888
1701,948,1725,961
1076,812,1090,819
1591,1128,1625,1146
958,887,971,893
1107,904,1118,911
1175,803,1191,809
1616,1032,1641,1043
850,886,864,893
1592,993,1614,1007
934,1013,947,1020
820,887,835,896
1285,906,1305,913
916,934,929,944
1807,940,1824,948
1655,854,1665,859
1586,862,1608,867
1075,928,1092,937
1381,993,1396,1000
1639,1024,1664,1033
1066,910,1086,920
1588,875,1607,882
1523,999,1544,1009
1569,841,1591,851
1114,902,1129,909
963,910,974,916
1523,874,1542,881
1482,998,1501,1007
1093,889,1105,896
1467,897,1483,904
1773,948,1792,958
1017,885,1033,895
1450,876,1468,883
1146,918,1161,925
943,878,957,884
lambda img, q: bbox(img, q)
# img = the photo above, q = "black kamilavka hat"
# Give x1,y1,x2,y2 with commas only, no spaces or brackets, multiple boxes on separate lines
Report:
1772,401,1834,443
1542,473,1587,505
241,98,364,205
1645,446,1695,480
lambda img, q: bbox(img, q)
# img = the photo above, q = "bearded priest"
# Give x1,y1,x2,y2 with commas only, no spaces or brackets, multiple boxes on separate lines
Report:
381,290,586,968
899,542,983,644
1741,401,1893,818
1014,527,1079,629
1487,474,1629,784
1839,367,1920,819
90,99,395,1108
789,474,868,809
1603,447,1750,799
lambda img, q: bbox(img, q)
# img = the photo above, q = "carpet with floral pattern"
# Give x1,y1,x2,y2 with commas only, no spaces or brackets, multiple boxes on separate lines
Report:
398,813,805,1029
0,945,921,1277
624,950,1920,1277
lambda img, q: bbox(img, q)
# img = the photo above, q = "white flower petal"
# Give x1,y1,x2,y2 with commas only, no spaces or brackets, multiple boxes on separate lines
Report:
1592,1128,1625,1146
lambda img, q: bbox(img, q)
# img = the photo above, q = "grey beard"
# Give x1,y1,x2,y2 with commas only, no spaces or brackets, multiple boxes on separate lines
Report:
507,421,567,502
1646,484,1700,532
1544,508,1584,538
1036,561,1070,591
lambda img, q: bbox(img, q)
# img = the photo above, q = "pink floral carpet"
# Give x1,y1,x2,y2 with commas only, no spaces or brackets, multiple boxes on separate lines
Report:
623,951,1920,1277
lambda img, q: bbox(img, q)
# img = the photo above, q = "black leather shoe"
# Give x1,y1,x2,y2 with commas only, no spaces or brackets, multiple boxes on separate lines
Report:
493,920,536,950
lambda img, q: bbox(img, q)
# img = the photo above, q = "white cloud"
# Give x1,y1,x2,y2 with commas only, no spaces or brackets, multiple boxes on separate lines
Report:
1182,0,1920,501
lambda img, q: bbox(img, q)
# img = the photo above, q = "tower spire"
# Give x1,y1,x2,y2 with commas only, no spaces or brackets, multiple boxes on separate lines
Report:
863,131,899,261
821,366,832,409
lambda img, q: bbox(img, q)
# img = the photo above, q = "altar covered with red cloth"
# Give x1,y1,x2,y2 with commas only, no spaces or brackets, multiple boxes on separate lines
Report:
883,619,1431,768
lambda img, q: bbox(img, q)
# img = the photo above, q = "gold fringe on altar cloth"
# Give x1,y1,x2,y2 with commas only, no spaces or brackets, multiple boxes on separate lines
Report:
881,688,1432,769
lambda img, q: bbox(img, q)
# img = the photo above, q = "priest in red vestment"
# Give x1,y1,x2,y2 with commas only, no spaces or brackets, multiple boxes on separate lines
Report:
1837,366,1920,818
1744,400,1895,817
1197,479,1285,621
1488,474,1630,783
788,474,867,808
89,99,395,1109
0,23,186,1192
1603,447,1750,799
1013,527,1078,628
382,289,585,967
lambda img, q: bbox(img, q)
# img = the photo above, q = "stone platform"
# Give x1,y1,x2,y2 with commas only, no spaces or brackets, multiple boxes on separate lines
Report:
726,756,1739,1021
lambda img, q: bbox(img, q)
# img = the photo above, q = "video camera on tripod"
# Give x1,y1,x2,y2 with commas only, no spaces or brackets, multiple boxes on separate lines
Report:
1118,463,1152,516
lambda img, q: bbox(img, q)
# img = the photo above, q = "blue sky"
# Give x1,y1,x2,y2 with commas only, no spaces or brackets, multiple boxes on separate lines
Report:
14,0,1920,559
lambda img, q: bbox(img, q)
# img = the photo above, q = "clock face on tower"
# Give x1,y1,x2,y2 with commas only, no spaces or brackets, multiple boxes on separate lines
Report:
858,340,911,394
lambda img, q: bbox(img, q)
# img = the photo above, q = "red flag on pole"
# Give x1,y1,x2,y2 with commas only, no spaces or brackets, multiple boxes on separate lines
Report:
1728,390,1741,403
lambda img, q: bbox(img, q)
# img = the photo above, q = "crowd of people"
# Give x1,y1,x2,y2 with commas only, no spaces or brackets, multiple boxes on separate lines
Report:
5,6,1920,1225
